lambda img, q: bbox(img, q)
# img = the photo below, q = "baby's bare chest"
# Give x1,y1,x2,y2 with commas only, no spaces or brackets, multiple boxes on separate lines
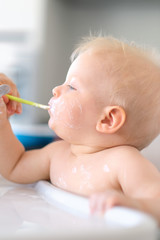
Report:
50,154,120,196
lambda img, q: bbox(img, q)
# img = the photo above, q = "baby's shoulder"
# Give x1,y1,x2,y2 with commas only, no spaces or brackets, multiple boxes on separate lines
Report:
105,145,145,167
104,145,140,156
44,139,71,161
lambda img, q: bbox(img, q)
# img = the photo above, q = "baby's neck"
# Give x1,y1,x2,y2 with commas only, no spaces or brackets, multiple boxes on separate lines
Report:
70,144,108,156
70,141,135,157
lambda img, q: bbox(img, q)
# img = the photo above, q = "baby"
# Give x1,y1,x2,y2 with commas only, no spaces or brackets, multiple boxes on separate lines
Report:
0,36,160,223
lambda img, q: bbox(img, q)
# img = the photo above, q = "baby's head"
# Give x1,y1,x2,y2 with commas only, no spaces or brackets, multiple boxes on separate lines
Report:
69,36,160,150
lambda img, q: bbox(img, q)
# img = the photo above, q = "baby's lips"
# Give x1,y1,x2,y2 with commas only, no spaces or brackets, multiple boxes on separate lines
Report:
48,99,53,113
48,99,51,106
48,98,54,108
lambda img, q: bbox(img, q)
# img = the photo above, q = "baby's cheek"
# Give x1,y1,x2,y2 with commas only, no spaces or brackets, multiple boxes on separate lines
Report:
62,98,83,129
49,98,83,130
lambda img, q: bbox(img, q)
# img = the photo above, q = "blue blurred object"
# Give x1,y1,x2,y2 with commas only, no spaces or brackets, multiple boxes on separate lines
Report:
12,124,57,150
16,135,54,150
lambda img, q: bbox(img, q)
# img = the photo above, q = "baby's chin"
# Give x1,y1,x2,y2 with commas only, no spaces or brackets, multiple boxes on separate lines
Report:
48,118,55,131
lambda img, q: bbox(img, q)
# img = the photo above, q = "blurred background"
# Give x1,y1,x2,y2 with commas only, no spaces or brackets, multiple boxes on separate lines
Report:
0,0,160,153
0,0,160,124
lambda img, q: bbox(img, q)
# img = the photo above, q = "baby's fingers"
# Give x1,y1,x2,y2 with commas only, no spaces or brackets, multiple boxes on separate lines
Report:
3,93,22,117
90,194,108,215
90,190,126,216
0,74,22,116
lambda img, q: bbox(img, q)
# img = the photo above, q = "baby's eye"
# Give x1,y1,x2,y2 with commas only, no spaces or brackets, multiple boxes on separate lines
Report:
67,85,76,90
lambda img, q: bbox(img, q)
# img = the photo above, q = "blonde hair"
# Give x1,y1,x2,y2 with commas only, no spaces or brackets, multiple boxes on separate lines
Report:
71,36,160,150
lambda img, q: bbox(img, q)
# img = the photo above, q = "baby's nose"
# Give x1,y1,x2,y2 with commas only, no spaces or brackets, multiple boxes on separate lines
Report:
52,86,61,97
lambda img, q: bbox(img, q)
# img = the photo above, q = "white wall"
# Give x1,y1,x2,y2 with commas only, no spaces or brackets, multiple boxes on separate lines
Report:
66,0,160,49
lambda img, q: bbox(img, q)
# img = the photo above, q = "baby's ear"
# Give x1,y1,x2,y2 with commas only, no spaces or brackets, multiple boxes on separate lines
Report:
96,106,126,134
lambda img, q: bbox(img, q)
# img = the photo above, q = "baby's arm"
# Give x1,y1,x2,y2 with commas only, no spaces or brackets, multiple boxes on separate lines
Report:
117,147,160,199
90,146,160,224
0,74,52,183
0,94,55,183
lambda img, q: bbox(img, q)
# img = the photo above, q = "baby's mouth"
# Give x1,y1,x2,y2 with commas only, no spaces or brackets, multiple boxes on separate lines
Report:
48,98,53,107
48,98,56,114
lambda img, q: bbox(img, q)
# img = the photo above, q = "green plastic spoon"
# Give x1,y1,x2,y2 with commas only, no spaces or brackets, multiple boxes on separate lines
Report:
0,84,49,110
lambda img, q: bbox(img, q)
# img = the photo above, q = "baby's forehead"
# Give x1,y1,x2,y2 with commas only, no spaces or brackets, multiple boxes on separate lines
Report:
72,36,160,73
90,45,154,73
70,45,154,86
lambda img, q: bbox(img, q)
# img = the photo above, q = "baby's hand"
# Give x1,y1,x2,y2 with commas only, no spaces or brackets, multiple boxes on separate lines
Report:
0,73,22,117
89,190,139,216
